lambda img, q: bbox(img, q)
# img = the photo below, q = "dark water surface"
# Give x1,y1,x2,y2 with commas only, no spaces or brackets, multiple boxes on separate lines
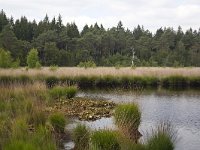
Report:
75,89,200,150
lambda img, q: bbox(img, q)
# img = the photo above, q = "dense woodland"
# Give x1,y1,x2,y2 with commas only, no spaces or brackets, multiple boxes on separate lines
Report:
0,10,200,67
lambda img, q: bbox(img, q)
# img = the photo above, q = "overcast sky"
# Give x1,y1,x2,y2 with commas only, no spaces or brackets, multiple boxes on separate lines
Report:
1,0,200,32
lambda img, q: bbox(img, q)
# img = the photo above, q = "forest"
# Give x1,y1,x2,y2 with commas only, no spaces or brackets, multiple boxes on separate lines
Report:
0,9,200,67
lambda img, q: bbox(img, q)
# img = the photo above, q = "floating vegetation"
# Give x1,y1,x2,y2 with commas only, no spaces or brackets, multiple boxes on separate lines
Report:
45,97,116,121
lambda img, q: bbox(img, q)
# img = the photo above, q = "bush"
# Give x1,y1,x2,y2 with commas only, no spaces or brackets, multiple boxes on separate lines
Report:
11,58,20,69
49,113,66,133
73,124,90,150
77,61,96,68
35,61,41,69
0,48,12,68
90,130,120,150
49,65,58,71
114,104,141,139
27,48,40,68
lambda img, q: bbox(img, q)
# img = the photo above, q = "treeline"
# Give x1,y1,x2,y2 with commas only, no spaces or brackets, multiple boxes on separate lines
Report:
0,10,200,67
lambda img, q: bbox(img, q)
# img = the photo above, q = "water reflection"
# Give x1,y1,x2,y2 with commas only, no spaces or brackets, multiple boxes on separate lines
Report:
77,89,200,150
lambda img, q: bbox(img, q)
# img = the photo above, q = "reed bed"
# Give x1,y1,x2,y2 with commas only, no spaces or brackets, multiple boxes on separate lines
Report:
0,67,200,78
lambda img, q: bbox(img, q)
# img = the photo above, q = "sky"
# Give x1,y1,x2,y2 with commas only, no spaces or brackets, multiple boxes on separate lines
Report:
1,0,200,32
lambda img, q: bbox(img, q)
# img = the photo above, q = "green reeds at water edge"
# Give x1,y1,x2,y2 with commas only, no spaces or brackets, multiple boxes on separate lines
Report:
72,103,176,150
1,75,199,89
72,124,90,150
114,103,141,141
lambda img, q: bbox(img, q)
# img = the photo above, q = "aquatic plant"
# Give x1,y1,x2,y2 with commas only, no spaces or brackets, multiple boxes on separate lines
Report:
72,124,90,150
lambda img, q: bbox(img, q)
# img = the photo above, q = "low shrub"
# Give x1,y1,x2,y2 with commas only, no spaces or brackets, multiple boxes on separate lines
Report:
49,113,66,133
77,61,96,69
90,130,120,150
35,61,42,69
72,124,90,150
49,65,58,72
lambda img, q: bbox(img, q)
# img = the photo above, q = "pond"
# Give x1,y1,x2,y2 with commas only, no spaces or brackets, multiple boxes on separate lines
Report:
66,89,200,150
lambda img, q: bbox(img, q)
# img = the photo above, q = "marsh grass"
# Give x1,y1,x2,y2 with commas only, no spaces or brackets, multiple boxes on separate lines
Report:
162,75,189,89
49,113,66,133
49,86,77,99
146,122,176,150
114,103,141,140
0,82,58,149
72,124,90,150
90,130,120,150
0,68,199,89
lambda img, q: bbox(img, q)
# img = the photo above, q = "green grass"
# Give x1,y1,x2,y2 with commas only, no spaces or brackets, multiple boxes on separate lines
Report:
0,82,65,150
72,124,90,150
146,123,176,150
49,86,77,99
90,130,120,150
1,74,199,89
114,103,141,140
114,103,141,129
49,112,66,133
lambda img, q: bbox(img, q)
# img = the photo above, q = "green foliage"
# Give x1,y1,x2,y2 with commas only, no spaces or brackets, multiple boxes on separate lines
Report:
35,61,41,69
66,86,77,99
11,58,20,68
49,86,66,99
49,65,58,71
77,60,96,68
29,110,47,127
49,86,77,99
146,123,175,150
49,113,66,133
44,42,60,66
27,48,40,68
114,104,141,133
90,130,120,150
73,124,90,150
0,48,12,68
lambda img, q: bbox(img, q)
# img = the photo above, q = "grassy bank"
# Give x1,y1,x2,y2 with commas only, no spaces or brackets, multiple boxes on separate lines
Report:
0,73,199,89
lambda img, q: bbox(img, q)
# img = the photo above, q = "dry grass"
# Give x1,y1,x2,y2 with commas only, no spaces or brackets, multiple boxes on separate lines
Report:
0,67,200,78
